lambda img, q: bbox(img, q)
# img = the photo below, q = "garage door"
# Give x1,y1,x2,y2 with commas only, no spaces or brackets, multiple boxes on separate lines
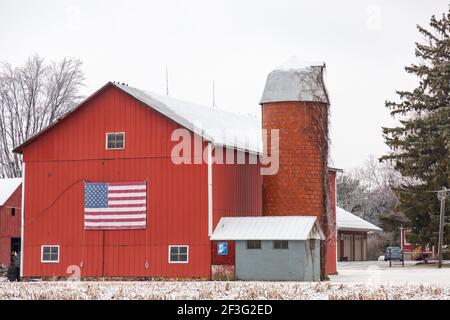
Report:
354,235,363,261
343,235,353,261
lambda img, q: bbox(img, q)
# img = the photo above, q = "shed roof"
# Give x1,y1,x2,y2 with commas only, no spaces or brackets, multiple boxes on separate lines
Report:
0,178,21,206
336,207,382,232
210,216,324,240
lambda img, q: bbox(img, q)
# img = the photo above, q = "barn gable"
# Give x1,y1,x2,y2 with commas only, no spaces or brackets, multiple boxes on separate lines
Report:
14,82,262,158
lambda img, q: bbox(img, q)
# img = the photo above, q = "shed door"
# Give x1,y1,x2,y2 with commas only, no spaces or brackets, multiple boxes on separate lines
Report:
354,235,363,261
343,235,353,261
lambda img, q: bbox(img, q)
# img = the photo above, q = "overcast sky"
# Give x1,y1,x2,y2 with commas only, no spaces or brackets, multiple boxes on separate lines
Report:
1,0,449,170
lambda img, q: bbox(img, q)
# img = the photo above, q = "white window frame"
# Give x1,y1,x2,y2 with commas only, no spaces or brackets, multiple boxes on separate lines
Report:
105,132,125,150
41,245,60,263
168,245,189,264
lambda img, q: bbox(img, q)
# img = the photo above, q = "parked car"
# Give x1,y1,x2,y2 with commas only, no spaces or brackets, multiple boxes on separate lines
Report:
384,247,403,261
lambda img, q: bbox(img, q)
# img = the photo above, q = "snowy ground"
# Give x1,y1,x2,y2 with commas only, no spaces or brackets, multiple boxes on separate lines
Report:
1,261,450,300
331,261,450,285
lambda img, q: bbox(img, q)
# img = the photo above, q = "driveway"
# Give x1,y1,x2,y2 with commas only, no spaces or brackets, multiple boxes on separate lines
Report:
330,261,450,285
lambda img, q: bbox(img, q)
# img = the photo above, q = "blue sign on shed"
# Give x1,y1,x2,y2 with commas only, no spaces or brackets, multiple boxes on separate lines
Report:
217,242,228,255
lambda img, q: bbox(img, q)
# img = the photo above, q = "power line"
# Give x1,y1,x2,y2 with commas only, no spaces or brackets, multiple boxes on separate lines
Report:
400,193,437,213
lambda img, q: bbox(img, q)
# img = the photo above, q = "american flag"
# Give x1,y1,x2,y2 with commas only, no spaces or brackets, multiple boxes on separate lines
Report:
84,181,147,230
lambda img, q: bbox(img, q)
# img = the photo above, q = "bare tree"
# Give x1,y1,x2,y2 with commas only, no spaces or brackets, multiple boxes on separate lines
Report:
337,155,400,225
0,55,84,177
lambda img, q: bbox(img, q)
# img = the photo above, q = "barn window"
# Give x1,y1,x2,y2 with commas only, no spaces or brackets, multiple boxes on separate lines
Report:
11,208,16,216
168,245,189,263
41,245,59,263
246,240,261,249
273,240,289,249
106,132,125,149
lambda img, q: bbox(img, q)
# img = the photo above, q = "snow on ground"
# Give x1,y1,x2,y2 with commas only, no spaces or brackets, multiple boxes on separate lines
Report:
331,261,450,285
0,279,449,300
1,261,450,300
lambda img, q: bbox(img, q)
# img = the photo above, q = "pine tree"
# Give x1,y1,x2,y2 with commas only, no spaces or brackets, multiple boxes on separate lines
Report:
381,8,450,247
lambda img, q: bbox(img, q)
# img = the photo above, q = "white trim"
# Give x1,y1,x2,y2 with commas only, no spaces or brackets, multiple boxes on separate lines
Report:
40,245,60,263
105,132,125,150
19,163,25,277
168,245,189,264
207,143,213,237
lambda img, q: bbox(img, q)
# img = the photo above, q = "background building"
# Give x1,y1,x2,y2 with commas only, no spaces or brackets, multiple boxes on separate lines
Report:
0,178,22,268
336,207,382,261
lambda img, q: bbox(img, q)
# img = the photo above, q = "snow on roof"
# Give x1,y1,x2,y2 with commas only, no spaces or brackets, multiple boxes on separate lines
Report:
276,56,326,71
113,83,262,154
336,207,382,232
260,56,329,105
0,178,21,206
210,216,324,241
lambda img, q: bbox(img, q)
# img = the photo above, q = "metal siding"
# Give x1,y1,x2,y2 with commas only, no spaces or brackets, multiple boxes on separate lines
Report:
327,171,337,274
235,240,321,281
212,150,262,229
22,86,211,278
211,240,235,265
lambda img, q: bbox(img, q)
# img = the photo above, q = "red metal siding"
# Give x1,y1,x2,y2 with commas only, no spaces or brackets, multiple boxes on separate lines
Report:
22,85,212,278
0,186,21,267
211,240,235,265
212,150,262,229
326,170,337,274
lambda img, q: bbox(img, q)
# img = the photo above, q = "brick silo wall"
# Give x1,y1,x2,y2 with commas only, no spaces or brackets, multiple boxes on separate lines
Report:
262,101,328,217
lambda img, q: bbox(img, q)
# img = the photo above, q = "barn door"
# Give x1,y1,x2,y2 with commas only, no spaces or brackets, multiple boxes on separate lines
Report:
10,238,20,266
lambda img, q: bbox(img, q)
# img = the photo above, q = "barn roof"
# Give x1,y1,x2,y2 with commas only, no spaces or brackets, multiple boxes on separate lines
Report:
336,207,382,232
13,82,262,154
113,83,262,154
0,178,21,206
210,216,325,240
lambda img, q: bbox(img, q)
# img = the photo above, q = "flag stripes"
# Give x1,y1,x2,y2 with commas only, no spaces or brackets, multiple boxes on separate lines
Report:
84,181,147,230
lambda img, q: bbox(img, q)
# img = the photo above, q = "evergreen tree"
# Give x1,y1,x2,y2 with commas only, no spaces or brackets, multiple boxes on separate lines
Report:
381,9,450,247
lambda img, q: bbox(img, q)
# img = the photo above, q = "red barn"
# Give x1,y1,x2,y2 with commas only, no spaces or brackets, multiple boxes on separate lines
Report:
0,178,22,268
14,82,262,278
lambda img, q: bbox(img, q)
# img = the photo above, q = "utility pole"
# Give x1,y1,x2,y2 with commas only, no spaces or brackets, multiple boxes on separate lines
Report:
437,187,447,268
362,196,367,220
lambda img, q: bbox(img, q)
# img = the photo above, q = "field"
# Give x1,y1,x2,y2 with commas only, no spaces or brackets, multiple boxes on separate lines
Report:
2,261,450,300
0,278,449,300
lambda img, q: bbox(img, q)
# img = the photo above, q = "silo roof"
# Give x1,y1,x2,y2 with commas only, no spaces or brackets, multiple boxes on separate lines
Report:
260,56,329,104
